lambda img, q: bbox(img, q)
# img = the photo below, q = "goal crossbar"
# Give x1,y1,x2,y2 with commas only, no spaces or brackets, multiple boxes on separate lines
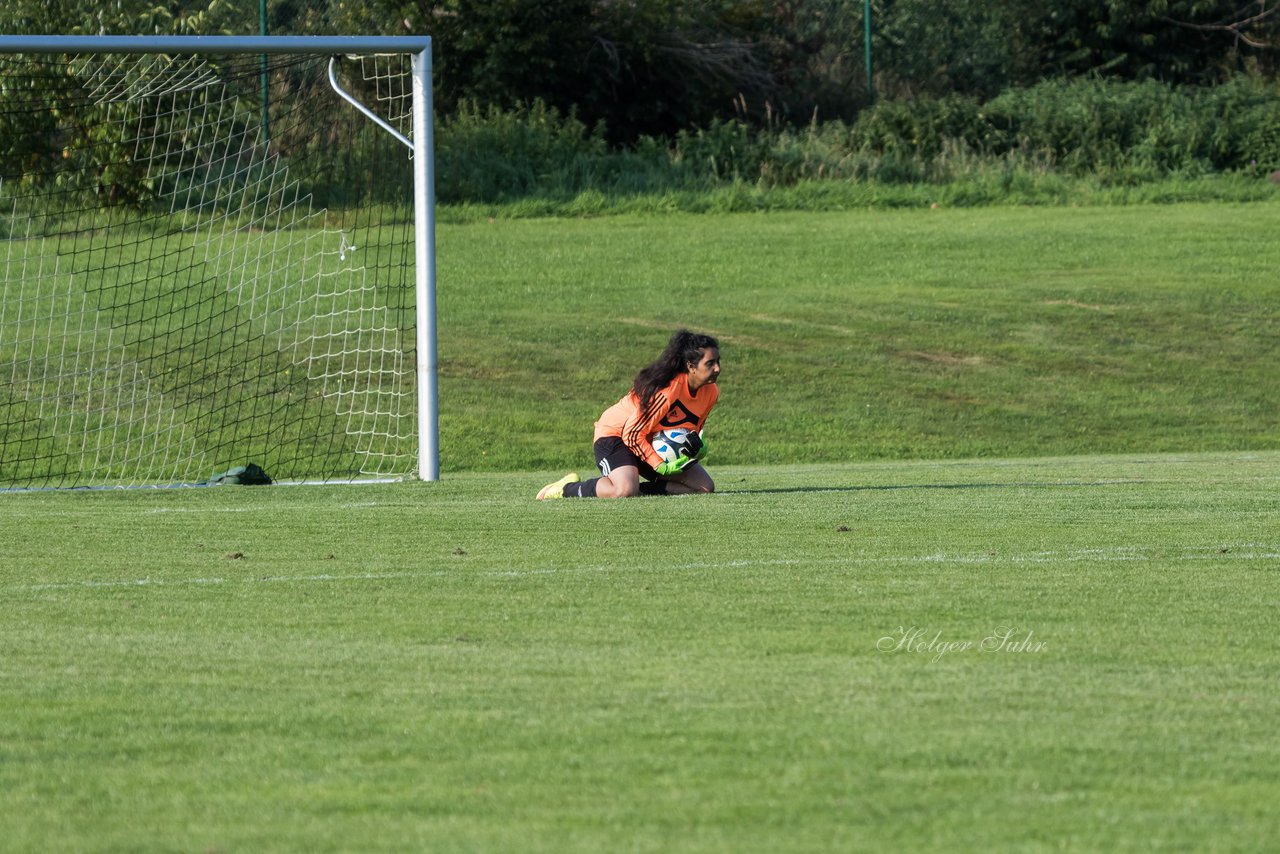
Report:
0,35,440,485
0,35,432,56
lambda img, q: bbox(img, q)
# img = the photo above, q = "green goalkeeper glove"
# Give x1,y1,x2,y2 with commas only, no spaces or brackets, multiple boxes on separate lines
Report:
655,454,694,476
684,431,706,461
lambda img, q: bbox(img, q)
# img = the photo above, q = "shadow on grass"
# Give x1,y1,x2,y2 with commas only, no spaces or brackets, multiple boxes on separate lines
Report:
723,480,1146,495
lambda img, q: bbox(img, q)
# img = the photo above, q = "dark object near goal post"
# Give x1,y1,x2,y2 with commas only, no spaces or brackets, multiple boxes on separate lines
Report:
207,464,274,486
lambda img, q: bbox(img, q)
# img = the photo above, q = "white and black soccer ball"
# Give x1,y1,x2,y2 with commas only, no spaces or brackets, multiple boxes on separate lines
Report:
650,427,696,462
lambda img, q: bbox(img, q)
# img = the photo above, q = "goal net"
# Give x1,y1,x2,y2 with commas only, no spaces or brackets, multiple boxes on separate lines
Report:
0,37,436,488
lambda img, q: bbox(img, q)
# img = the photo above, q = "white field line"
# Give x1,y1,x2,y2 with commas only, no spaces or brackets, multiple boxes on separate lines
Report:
9,545,1279,593
141,501,390,513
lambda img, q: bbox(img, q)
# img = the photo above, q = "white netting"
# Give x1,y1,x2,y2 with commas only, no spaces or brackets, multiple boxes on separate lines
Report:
357,53,415,138
0,51,419,487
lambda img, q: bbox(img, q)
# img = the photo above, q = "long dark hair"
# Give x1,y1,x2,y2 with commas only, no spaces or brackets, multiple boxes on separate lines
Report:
632,329,719,410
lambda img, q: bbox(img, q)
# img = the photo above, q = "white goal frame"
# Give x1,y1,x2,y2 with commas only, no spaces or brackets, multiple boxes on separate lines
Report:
0,35,440,483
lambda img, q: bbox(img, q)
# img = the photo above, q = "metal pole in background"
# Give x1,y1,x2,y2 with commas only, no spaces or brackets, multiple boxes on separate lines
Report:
260,0,270,146
864,0,874,102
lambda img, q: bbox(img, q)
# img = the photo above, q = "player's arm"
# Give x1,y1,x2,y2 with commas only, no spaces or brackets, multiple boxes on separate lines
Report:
620,393,671,470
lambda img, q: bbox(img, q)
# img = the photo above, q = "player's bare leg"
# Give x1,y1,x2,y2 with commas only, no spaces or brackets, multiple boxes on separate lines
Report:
662,462,714,494
593,465,641,498
539,463,712,499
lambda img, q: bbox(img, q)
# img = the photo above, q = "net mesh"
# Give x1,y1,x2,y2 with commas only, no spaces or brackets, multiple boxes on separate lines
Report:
0,50,419,487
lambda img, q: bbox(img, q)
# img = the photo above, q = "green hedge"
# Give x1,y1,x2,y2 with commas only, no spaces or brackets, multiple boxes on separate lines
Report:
434,76,1280,204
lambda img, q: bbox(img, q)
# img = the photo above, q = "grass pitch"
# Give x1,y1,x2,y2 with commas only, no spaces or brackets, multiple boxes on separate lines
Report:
8,202,1278,487
439,203,1280,471
4,200,1279,848
3,452,1278,851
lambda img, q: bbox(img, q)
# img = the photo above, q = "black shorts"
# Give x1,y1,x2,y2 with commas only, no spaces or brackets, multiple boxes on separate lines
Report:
594,436,659,481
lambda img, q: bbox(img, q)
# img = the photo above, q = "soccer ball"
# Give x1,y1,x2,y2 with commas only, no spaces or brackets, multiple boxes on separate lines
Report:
650,427,696,462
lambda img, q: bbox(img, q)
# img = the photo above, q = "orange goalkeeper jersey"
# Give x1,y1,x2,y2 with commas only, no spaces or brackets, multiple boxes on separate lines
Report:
594,373,719,469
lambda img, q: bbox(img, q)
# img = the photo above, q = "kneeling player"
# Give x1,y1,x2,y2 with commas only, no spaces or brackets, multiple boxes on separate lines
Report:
537,330,720,499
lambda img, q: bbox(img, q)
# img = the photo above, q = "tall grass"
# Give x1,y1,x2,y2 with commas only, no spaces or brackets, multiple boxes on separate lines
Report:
434,76,1280,215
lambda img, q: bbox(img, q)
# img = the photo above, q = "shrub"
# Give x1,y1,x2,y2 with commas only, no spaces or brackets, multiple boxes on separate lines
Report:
435,100,608,203
851,94,987,159
435,77,1280,205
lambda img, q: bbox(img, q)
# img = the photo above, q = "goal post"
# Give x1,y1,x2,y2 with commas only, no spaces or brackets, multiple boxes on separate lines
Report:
0,35,439,487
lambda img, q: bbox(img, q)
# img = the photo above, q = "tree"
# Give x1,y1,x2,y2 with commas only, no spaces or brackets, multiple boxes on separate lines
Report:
991,0,1278,85
329,0,773,140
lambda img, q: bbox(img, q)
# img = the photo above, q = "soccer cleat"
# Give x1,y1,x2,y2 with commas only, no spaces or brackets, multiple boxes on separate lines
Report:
536,472,579,500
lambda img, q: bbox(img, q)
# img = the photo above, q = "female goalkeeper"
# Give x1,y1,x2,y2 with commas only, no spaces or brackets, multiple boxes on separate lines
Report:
537,329,720,499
